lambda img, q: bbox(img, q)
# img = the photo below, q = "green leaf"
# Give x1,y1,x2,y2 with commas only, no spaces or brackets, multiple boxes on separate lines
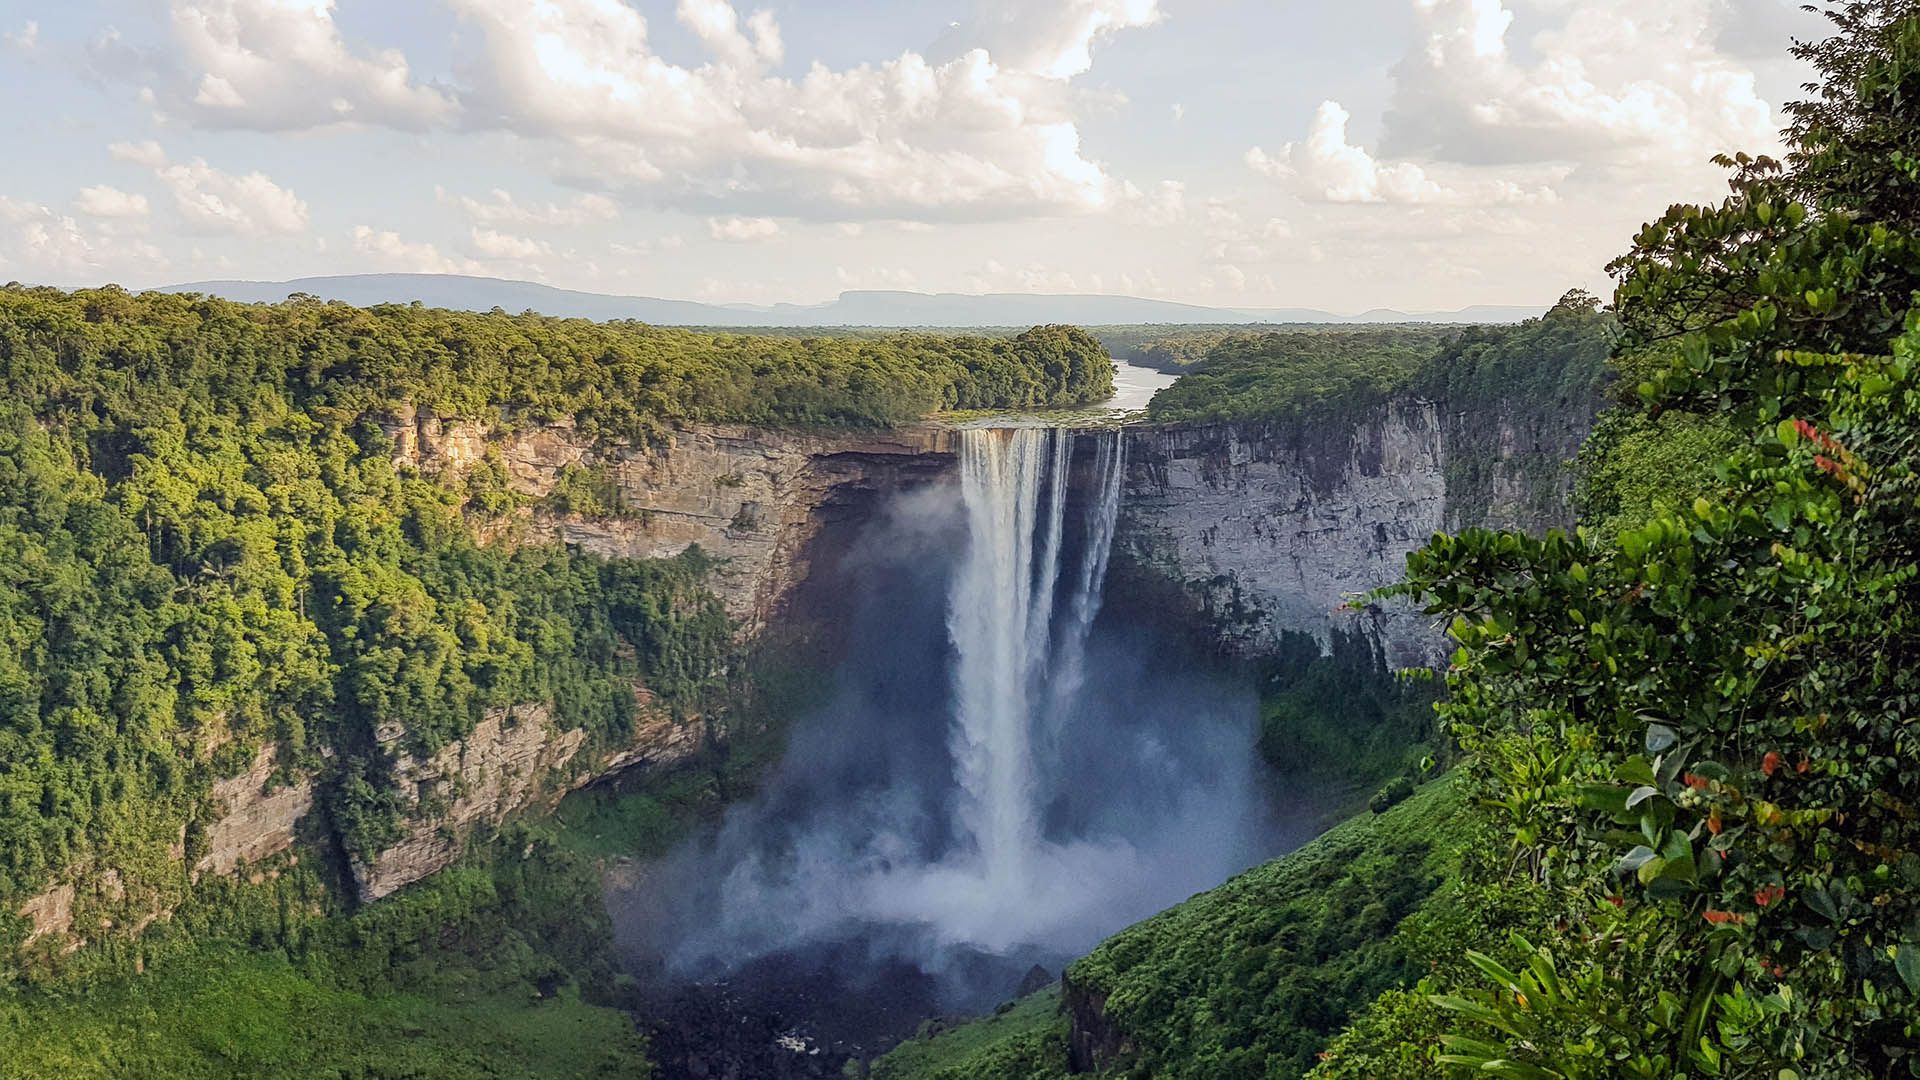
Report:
1897,944,1920,994
1617,755,1658,787
1776,418,1800,447
1483,1062,1565,1080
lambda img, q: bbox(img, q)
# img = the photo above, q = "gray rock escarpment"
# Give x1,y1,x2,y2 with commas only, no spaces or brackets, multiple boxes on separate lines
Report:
1119,394,1592,668
196,745,314,879
383,408,956,635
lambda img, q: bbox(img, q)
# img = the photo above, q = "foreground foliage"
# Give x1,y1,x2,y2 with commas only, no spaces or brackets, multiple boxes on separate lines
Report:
1321,5,1920,1076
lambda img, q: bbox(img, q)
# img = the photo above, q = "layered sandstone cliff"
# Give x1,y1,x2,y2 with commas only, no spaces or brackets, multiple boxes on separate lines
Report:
381,409,955,635
1118,392,1594,668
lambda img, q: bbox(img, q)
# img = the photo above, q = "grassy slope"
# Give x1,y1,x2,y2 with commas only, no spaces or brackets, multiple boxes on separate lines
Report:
867,986,1070,1080
0,946,651,1080
873,777,1467,1080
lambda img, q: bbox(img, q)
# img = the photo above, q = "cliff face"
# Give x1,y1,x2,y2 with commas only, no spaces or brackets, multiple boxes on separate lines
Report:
1119,392,1595,668
384,409,955,635
351,702,714,901
351,415,960,897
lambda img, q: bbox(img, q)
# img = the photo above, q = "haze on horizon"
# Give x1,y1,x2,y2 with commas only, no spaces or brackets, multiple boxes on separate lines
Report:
0,0,1825,313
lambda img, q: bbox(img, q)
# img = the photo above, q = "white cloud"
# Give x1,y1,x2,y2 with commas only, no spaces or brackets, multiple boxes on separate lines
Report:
5,20,37,50
1250,100,1555,205
471,227,551,259
1204,217,1294,266
164,0,455,130
441,188,620,228
948,0,1161,80
1382,0,1780,173
446,0,1135,220
351,225,484,274
76,186,151,219
155,156,308,233
1115,179,1186,225
105,142,309,235
676,0,783,69
105,0,1158,223
23,219,98,273
0,197,168,279
108,141,169,168
709,216,782,243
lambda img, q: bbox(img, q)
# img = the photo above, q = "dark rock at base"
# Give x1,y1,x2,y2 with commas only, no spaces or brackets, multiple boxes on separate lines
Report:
643,985,851,1080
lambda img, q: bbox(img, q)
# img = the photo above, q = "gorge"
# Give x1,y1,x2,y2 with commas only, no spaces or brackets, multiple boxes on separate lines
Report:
0,289,1608,1077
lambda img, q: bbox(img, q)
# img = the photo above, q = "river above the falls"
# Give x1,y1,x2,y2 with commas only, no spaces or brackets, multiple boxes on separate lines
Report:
1105,359,1180,412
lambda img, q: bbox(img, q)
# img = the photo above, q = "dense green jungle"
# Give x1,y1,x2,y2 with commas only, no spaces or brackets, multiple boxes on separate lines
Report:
5,4,1920,1079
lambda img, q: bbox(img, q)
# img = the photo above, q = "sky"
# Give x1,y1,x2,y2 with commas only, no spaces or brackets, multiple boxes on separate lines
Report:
0,0,1830,313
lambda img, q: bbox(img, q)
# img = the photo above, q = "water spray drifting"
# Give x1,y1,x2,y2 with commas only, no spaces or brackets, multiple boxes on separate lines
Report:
637,421,1258,1005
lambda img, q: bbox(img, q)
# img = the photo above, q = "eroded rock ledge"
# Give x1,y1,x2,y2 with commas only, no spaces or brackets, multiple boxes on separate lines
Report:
382,410,957,635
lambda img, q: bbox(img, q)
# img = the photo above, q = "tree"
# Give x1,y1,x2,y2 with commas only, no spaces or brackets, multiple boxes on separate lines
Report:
1319,5,1920,1076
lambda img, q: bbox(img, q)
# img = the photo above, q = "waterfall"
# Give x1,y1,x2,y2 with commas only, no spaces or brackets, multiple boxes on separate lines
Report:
653,416,1265,979
948,426,1127,889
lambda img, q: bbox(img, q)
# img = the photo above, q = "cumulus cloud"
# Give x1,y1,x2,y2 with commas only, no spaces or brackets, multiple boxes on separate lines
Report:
76,186,151,219
1120,180,1187,225
155,156,308,233
5,20,37,50
108,141,169,169
104,141,307,234
708,216,782,243
440,188,620,228
470,227,551,259
1250,101,1555,205
0,196,168,278
351,225,484,274
440,0,1154,220
938,0,1161,80
1381,0,1780,173
163,0,455,130
127,0,1161,223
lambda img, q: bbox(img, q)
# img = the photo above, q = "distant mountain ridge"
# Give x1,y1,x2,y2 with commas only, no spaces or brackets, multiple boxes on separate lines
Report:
154,274,1546,328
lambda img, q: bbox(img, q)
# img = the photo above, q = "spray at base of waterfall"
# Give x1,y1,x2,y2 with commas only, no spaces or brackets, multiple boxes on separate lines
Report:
629,426,1266,1003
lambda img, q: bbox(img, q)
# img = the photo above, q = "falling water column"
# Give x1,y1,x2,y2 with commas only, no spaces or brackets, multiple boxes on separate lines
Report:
949,428,1048,890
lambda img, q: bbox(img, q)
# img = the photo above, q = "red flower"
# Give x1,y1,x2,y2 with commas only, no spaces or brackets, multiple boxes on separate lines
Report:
1704,910,1748,926
1797,755,1810,775
1794,419,1819,441
1755,884,1785,907
1607,895,1624,908
1684,773,1713,790
1762,752,1781,777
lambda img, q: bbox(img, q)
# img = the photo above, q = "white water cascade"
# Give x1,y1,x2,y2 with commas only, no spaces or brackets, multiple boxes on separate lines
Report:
948,426,1127,895
660,417,1260,973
